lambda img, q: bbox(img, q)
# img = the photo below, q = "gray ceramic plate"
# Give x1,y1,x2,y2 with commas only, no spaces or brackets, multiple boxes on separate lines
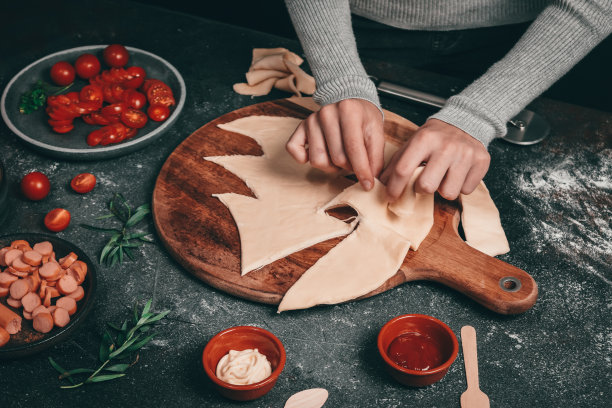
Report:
1,45,186,160
0,233,97,359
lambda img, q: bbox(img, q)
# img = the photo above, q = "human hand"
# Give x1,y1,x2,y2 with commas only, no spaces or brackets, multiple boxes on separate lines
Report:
380,118,490,201
285,98,384,191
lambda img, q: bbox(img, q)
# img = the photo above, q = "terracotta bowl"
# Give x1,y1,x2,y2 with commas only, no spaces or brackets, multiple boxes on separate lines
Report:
202,325,286,401
377,314,458,387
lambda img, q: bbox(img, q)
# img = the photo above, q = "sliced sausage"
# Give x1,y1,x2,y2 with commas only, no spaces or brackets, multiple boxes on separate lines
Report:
33,241,53,257
9,279,30,300
56,297,77,315
7,267,29,278
11,257,31,272
39,262,61,280
32,305,49,317
3,249,23,266
43,290,51,308
10,240,31,251
46,287,60,298
0,272,19,288
52,307,70,328
22,250,42,266
32,312,54,333
6,297,21,309
38,280,47,299
0,303,22,334
57,275,78,296
67,286,85,301
28,272,41,292
0,247,10,267
22,311,33,320
59,252,78,269
21,292,41,313
0,287,8,297
0,326,9,347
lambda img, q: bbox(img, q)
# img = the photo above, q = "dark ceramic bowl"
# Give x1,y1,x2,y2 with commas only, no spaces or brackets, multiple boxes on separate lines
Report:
377,314,458,387
0,233,97,359
1,45,186,160
202,326,286,401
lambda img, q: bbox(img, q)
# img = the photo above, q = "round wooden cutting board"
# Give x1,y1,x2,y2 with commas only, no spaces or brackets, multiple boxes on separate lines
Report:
152,98,537,314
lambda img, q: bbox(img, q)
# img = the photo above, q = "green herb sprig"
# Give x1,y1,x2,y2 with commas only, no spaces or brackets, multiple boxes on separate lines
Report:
18,80,73,114
81,193,154,266
49,299,170,389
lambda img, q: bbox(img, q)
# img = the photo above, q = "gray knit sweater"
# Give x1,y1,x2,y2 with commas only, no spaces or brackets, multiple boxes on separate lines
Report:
284,0,612,146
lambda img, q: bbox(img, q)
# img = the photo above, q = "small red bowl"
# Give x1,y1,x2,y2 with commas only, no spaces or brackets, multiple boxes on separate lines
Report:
202,326,286,401
377,314,458,387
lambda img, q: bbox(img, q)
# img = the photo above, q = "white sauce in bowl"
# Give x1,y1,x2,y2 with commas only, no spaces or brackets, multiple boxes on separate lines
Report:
215,348,272,385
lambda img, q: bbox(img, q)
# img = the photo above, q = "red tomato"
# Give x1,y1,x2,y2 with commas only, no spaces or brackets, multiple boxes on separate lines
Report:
44,208,71,232
52,124,75,134
121,108,148,128
101,102,126,118
103,44,129,68
124,66,146,89
147,104,170,122
123,89,146,109
74,53,101,79
70,173,96,194
87,128,106,146
143,79,175,107
50,61,75,86
20,172,51,201
79,84,104,107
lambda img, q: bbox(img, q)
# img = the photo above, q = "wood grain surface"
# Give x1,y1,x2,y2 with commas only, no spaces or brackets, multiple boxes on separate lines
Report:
152,98,538,314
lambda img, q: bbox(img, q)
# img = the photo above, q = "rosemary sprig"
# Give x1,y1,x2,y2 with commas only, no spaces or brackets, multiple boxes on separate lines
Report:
18,80,73,114
49,299,170,389
80,193,154,266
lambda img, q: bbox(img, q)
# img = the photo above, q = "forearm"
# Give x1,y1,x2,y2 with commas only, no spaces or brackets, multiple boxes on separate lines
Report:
433,0,612,146
284,0,381,109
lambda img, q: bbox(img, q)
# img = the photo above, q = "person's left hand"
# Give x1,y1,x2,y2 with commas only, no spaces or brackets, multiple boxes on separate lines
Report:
380,118,491,201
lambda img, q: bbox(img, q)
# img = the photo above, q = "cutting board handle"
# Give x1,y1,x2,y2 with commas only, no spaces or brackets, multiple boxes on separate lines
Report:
403,197,538,315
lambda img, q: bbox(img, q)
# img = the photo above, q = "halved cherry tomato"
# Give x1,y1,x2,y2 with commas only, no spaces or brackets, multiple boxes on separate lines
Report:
50,61,75,86
147,104,170,122
21,172,51,201
101,102,126,118
52,124,75,134
79,84,103,107
44,208,71,232
103,44,129,68
100,123,128,145
123,89,146,109
70,173,96,194
124,66,146,89
125,127,138,140
89,112,112,126
65,92,80,104
121,108,148,128
87,128,106,146
75,53,101,79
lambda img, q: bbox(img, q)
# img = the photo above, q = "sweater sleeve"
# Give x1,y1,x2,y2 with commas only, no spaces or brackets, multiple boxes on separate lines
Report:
284,0,382,111
431,0,612,147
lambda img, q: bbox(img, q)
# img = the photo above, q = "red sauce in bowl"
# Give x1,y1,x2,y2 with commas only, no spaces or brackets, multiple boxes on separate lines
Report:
387,331,445,371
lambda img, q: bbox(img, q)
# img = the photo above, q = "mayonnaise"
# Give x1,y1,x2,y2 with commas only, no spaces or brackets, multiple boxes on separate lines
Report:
215,348,272,385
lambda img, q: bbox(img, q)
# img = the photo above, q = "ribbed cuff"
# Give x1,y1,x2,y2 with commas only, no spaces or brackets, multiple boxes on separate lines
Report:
313,75,383,116
430,95,507,147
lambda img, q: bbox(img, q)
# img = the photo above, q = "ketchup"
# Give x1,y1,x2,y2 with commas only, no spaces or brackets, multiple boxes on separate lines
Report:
387,332,445,371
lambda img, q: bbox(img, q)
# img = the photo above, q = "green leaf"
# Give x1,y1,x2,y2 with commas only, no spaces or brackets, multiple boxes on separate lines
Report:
124,247,134,260
95,213,116,220
100,242,116,264
80,224,120,233
99,329,115,362
125,209,150,228
64,368,96,376
144,310,170,324
109,334,142,358
87,373,126,383
142,299,152,316
118,246,124,264
138,236,155,243
49,357,67,375
104,364,130,373
126,333,157,353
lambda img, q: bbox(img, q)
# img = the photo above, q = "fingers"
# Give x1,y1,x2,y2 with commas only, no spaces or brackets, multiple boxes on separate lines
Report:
339,104,373,190
319,105,351,171
305,115,339,173
364,119,385,178
286,121,308,164
382,141,427,201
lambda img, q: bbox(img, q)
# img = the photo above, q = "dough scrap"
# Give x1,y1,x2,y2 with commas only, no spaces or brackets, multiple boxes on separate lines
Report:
460,181,510,256
234,48,315,97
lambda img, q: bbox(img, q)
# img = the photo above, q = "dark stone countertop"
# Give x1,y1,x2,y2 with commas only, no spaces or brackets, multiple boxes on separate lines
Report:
0,1,610,407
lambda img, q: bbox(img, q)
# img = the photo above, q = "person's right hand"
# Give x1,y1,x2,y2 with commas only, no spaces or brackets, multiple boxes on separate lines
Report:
285,98,385,191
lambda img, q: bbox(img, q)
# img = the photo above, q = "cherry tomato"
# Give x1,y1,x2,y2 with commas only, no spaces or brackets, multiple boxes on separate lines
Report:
50,61,75,86
20,172,51,201
123,89,146,109
143,79,175,107
87,128,106,146
103,44,129,68
79,84,104,107
51,124,75,134
121,108,148,128
44,208,71,232
75,53,101,79
70,173,96,194
124,66,146,89
147,104,170,122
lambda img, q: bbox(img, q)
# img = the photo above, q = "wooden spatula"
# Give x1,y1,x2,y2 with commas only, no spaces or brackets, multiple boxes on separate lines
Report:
461,326,490,408
284,388,329,408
